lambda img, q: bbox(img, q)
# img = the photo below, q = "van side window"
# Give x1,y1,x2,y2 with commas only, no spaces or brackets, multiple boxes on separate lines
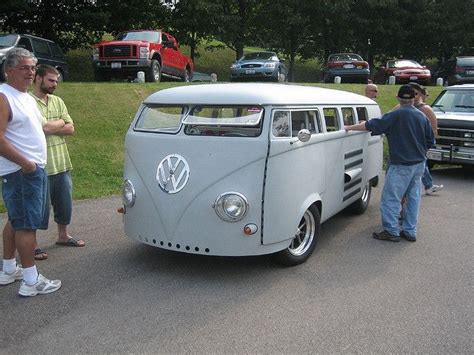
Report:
18,37,33,52
291,110,321,137
49,43,64,59
32,39,51,57
323,108,340,132
272,111,290,137
356,107,368,122
341,107,355,125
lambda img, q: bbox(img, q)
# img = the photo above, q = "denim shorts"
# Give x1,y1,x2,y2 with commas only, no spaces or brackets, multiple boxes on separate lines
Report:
2,165,48,230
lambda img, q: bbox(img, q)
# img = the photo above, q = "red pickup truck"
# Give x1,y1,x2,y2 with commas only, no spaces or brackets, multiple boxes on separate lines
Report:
92,30,193,82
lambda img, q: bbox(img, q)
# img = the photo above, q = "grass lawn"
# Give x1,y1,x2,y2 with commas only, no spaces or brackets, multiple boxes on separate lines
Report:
0,82,443,212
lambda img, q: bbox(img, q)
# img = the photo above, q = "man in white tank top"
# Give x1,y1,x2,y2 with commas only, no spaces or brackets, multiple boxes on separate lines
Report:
0,48,61,296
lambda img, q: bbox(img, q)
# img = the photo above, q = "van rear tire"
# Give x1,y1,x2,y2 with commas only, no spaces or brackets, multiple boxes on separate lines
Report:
273,206,320,266
347,182,371,214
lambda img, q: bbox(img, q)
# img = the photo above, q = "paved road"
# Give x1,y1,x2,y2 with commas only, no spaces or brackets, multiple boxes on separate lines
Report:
1,167,472,354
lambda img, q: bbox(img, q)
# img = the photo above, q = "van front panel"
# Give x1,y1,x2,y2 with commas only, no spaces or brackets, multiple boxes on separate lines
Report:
123,132,272,256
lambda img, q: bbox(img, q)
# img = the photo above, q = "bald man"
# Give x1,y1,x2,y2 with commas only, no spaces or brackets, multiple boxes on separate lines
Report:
365,84,378,99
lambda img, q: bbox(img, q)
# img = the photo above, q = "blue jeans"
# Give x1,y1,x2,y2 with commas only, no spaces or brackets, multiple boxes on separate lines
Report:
2,165,48,230
421,162,432,189
42,171,73,227
380,161,425,236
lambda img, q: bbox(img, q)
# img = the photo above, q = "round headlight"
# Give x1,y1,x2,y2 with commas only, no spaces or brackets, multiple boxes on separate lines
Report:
122,179,136,207
213,192,249,222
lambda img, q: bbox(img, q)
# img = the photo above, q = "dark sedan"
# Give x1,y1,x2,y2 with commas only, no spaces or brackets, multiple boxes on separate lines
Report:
229,51,288,82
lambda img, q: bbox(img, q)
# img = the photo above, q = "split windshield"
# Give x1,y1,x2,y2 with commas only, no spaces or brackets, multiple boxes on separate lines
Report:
135,105,264,137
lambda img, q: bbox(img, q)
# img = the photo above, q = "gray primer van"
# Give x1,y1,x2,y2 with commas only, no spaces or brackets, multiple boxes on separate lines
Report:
121,83,383,265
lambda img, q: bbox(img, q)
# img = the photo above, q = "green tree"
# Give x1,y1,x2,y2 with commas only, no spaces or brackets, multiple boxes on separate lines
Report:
212,0,261,60
0,0,107,50
168,0,217,63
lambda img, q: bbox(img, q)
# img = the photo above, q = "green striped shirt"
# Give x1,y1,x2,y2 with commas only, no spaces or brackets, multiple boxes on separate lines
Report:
31,93,73,175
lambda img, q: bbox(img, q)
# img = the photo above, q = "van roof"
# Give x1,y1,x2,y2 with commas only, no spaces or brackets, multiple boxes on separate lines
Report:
143,83,376,106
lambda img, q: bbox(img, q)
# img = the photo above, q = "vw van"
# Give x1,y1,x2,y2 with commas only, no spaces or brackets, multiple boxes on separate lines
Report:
121,83,383,265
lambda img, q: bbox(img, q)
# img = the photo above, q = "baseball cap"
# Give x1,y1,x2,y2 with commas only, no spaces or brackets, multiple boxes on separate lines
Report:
397,85,415,99
408,82,426,95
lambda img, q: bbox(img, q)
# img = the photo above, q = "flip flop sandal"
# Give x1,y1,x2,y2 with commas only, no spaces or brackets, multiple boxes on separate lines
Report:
34,248,48,260
55,237,85,247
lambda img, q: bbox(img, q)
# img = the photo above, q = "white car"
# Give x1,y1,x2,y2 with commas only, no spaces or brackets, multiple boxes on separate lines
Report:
121,83,383,265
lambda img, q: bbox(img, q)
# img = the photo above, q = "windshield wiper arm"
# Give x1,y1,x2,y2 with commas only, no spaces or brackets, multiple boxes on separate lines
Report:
432,104,445,113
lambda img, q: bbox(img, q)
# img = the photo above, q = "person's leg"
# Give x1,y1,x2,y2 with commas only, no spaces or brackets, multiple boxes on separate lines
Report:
15,229,36,269
51,171,84,246
50,172,73,241
421,162,433,190
380,164,411,236
401,162,425,237
2,221,16,260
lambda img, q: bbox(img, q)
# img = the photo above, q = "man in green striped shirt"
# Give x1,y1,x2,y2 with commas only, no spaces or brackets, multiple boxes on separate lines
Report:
31,65,85,257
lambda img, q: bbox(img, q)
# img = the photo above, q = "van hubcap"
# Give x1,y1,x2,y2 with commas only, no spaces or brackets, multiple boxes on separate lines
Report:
289,210,315,256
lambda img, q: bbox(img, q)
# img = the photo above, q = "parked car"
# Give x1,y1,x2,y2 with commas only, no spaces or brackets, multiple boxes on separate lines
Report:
229,51,288,82
0,33,69,81
323,53,370,83
383,59,431,85
92,30,193,82
435,56,474,86
428,84,474,171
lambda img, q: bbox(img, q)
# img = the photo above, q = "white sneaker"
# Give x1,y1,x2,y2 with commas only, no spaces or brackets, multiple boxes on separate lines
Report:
425,184,444,195
18,274,61,297
0,266,23,285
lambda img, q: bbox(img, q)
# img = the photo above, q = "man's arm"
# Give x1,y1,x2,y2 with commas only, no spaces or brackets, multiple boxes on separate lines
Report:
43,120,74,136
0,94,36,173
420,105,438,135
344,121,368,132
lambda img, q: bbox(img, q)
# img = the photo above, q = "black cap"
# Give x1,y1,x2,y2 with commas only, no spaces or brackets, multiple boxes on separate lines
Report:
397,85,415,99
408,82,426,95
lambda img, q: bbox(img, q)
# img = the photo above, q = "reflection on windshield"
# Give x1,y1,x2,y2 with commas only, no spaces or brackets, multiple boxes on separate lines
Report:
135,105,185,133
183,106,263,137
0,34,17,47
241,52,275,61
116,31,160,43
432,91,474,113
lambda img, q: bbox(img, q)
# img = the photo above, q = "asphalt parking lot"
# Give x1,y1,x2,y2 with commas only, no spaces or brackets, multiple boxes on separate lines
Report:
0,166,472,353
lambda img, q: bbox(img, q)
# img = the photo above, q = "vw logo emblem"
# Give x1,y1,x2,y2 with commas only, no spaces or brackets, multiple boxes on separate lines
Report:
156,154,190,194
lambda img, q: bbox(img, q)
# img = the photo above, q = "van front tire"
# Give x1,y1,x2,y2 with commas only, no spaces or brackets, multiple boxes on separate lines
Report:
273,206,320,266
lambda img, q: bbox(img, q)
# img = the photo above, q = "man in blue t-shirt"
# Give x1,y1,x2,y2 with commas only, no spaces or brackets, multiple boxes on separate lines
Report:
345,85,434,242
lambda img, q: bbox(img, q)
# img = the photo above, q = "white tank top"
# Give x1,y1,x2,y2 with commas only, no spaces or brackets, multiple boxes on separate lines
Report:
0,83,47,176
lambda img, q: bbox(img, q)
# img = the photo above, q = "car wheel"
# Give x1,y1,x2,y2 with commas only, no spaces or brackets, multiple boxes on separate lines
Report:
347,181,371,215
146,60,161,82
57,69,64,82
273,206,320,266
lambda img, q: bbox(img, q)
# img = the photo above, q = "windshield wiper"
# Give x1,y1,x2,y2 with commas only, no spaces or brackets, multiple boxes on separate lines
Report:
432,104,445,113
454,105,474,108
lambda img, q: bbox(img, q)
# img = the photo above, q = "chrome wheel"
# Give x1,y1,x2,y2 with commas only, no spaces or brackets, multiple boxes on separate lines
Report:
273,206,320,266
288,209,316,257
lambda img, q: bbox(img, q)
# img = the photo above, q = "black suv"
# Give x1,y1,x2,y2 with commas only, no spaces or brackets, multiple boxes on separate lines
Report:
0,33,69,81
436,56,474,86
